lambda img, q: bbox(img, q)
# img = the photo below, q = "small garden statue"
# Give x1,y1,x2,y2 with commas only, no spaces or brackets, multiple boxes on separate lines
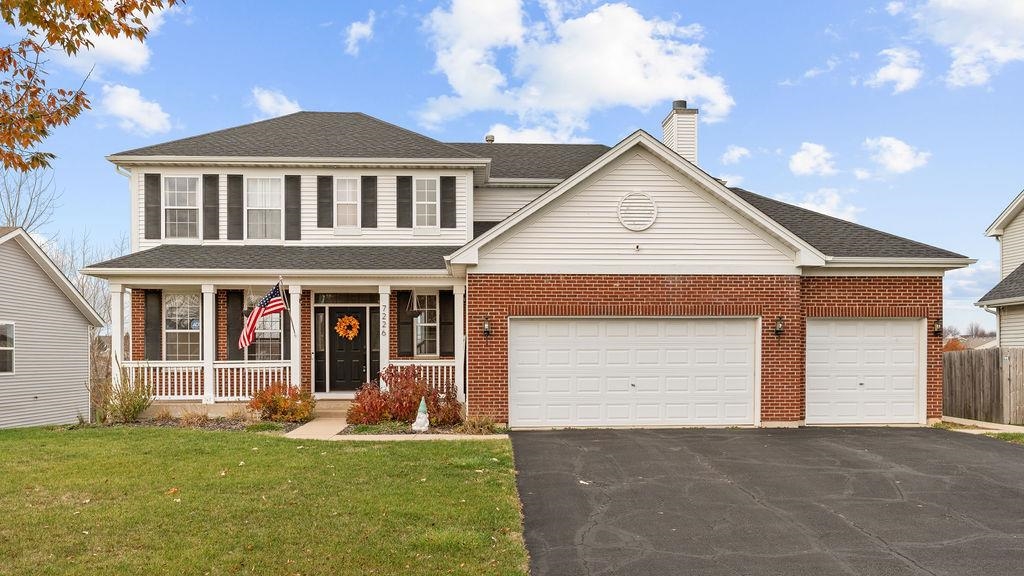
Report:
412,397,429,433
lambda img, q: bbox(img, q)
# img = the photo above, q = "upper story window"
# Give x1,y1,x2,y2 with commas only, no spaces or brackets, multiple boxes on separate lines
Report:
0,322,13,374
164,294,201,361
414,292,438,355
246,293,283,361
246,178,282,240
164,176,199,239
335,178,359,228
415,178,438,227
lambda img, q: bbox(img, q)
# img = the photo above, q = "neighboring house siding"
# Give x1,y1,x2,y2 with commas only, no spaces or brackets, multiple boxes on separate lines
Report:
477,150,796,274
0,240,91,428
473,186,548,221
1001,213,1024,278
1000,305,1024,346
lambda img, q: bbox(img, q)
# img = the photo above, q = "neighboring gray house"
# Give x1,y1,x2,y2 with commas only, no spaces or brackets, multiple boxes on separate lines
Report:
0,227,104,428
978,190,1024,345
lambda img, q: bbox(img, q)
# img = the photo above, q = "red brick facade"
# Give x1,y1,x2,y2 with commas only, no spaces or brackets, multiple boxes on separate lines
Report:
466,273,943,423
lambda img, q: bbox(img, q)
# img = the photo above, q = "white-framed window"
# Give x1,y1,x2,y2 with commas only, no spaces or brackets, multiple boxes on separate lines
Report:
335,177,359,228
246,293,283,361
414,178,438,228
164,176,199,239
164,294,201,361
0,322,13,374
246,177,283,239
414,292,438,355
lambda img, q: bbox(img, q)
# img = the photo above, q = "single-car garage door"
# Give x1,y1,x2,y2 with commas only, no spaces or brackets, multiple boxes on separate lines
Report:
508,317,757,428
806,319,923,425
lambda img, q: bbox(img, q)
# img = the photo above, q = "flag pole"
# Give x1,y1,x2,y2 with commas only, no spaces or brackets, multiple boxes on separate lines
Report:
278,275,300,336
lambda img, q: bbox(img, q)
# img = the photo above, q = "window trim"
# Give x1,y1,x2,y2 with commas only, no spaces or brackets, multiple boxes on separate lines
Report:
162,293,202,362
413,177,440,231
244,292,284,362
0,321,13,375
412,290,439,357
243,176,285,243
161,175,201,242
334,176,361,234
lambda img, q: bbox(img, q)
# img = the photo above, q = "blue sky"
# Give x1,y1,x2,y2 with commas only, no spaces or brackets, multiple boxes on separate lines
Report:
21,0,1024,330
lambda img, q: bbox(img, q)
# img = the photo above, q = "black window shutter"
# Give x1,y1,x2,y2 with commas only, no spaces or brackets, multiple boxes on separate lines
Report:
227,175,243,240
202,174,219,240
317,176,333,228
285,175,301,240
396,176,412,228
440,176,456,229
361,176,377,228
397,290,414,356
144,173,161,240
144,290,162,361
227,291,244,360
439,290,455,357
282,290,291,361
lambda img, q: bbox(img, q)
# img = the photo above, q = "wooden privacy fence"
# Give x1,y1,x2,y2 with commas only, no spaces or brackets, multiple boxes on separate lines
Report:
943,347,1024,424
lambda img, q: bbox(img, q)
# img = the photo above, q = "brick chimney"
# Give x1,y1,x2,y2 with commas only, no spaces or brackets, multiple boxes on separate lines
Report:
661,100,698,164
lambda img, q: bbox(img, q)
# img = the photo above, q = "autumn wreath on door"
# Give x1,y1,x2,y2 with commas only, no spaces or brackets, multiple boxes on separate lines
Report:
334,315,360,341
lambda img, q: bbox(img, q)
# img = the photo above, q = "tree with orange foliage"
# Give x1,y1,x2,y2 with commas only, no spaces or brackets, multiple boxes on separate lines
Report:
942,338,966,353
0,0,179,170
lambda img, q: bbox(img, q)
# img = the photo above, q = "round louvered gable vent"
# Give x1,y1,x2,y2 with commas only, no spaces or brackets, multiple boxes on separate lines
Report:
617,192,658,231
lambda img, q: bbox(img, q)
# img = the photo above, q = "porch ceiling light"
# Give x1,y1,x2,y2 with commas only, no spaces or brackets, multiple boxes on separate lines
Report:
773,316,784,336
482,316,492,338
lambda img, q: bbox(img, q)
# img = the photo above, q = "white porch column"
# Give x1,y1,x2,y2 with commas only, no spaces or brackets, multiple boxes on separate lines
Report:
288,285,302,388
109,284,123,388
378,285,391,374
454,284,466,403
202,284,216,404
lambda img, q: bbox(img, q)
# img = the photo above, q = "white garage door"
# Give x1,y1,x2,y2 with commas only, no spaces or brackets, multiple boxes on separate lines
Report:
806,319,922,425
508,317,757,428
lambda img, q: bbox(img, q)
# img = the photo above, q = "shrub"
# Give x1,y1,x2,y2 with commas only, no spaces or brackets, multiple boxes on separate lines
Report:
426,380,464,427
150,406,174,422
179,409,209,428
347,384,388,425
454,415,502,435
106,368,153,424
346,365,464,426
248,382,316,423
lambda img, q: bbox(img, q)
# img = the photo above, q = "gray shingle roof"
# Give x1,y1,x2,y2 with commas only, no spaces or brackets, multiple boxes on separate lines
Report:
111,112,480,160
447,143,610,179
731,188,967,259
87,244,458,271
978,264,1024,304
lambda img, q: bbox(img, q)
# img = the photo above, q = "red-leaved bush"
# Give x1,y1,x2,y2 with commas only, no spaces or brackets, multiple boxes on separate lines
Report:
346,365,463,426
248,382,316,422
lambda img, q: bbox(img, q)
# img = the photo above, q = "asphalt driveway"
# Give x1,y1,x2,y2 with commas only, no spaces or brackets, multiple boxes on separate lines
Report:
511,428,1024,576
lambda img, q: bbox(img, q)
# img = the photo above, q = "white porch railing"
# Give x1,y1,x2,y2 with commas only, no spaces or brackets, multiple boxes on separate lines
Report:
389,359,457,392
215,361,290,401
122,361,204,400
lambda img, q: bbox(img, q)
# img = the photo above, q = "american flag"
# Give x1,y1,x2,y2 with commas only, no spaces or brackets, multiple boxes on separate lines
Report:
238,283,287,349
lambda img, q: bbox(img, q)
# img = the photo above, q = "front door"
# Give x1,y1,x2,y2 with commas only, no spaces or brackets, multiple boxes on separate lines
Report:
328,307,367,391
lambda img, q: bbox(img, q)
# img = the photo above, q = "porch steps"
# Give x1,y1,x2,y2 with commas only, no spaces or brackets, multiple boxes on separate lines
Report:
316,399,351,419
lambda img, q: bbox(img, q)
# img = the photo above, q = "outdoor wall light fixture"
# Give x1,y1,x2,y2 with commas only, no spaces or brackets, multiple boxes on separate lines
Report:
933,319,943,336
773,316,784,336
482,316,492,338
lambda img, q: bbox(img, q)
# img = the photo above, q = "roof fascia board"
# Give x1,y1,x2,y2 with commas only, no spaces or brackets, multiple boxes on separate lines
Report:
824,256,975,269
81,267,453,278
107,155,491,169
985,188,1024,237
975,296,1024,307
4,231,104,326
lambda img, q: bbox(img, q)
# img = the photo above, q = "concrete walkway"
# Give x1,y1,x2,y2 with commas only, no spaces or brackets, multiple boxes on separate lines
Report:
284,417,347,440
943,416,1024,434
284,415,508,441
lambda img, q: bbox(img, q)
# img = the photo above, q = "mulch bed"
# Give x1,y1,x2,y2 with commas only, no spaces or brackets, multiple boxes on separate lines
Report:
126,419,304,433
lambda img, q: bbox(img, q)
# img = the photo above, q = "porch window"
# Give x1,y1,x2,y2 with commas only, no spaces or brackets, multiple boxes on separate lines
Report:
414,178,438,227
164,176,199,238
0,322,13,374
414,292,438,355
335,178,359,228
164,294,201,361
246,293,283,361
246,178,282,239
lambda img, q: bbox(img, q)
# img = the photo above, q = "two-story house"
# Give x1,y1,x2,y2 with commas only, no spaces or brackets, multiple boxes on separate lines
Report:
977,191,1024,344
84,101,972,428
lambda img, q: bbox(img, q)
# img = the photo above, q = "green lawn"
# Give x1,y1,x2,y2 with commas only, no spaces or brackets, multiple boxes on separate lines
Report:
988,432,1024,445
0,426,528,576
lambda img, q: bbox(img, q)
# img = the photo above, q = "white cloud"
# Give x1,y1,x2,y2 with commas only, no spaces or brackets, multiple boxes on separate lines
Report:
803,56,839,78
944,259,998,299
854,168,872,180
345,10,376,56
865,47,923,93
61,6,177,76
486,123,592,143
864,136,930,173
886,1,905,16
789,142,837,176
720,145,751,165
718,173,744,186
795,188,862,222
913,0,1024,87
421,0,733,142
100,84,170,135
251,87,301,119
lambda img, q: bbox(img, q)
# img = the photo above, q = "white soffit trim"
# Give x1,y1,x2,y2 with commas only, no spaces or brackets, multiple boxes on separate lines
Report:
824,256,975,270
448,130,828,267
1,229,104,327
975,296,1024,307
81,267,453,279
985,187,1024,237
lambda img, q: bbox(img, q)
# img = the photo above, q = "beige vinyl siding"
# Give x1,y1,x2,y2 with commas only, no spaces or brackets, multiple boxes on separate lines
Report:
477,150,797,274
663,113,697,163
473,186,548,221
0,240,92,428
1001,213,1024,277
1000,305,1024,346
